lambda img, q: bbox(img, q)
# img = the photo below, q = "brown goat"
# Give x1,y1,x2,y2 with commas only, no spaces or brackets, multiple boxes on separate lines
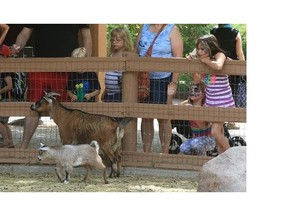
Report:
31,92,131,177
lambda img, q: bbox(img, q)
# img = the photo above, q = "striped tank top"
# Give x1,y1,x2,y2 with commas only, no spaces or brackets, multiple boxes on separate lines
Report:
204,74,235,108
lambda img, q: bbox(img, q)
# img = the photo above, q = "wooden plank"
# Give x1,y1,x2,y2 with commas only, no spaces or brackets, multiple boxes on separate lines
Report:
0,149,211,171
0,57,246,76
0,57,125,72
125,57,246,76
1,102,246,122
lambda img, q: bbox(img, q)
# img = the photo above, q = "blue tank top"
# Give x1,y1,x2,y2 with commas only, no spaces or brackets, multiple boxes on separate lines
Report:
137,24,174,79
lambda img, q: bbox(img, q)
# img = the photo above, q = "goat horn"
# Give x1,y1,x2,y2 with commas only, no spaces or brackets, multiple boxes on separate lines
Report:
45,92,61,98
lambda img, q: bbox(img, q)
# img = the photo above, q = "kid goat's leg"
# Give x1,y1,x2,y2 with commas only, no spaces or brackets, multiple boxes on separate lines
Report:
83,165,92,183
55,165,66,183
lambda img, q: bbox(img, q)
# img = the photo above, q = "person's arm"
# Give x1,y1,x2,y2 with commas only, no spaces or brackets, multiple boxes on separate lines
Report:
166,25,184,103
67,90,77,102
195,120,210,130
170,25,183,83
133,25,143,54
80,28,92,57
187,49,202,84
0,24,9,44
179,99,190,106
0,75,13,94
235,32,245,61
85,89,100,101
14,27,33,51
200,52,226,71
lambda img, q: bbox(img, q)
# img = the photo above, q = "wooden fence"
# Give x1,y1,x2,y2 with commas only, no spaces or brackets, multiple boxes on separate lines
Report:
0,56,246,171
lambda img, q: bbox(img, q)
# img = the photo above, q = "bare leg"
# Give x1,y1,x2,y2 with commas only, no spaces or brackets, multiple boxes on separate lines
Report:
3,123,14,147
141,118,154,153
19,116,39,149
158,119,172,154
4,124,13,143
211,122,230,154
0,123,9,146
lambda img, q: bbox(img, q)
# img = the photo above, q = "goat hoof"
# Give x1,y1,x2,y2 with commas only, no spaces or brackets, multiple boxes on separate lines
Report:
64,180,69,184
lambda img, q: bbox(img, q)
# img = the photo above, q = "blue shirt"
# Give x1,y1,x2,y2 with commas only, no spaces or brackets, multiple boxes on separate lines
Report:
137,24,174,79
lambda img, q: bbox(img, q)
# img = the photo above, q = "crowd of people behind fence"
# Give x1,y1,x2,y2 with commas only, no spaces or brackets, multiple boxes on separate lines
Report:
0,24,245,156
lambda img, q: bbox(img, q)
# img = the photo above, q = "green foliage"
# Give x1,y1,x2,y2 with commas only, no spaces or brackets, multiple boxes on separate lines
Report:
176,24,215,56
107,24,141,51
107,24,246,57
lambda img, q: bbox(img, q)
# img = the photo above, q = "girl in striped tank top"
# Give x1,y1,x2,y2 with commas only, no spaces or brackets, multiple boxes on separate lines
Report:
188,34,234,154
104,27,133,102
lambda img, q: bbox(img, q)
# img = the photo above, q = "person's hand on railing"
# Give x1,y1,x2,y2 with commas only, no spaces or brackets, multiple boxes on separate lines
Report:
11,44,21,56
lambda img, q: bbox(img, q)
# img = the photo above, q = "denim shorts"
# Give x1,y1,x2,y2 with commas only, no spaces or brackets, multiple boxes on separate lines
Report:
104,92,122,102
143,76,172,104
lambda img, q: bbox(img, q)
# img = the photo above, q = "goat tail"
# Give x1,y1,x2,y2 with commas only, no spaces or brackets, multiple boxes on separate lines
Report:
90,140,100,154
118,117,133,128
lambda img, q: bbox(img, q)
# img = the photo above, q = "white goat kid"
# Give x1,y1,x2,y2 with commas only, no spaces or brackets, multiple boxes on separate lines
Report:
38,141,108,184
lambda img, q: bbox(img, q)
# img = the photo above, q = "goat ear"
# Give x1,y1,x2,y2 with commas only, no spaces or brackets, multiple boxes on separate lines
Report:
45,92,61,98
39,143,49,151
39,143,47,150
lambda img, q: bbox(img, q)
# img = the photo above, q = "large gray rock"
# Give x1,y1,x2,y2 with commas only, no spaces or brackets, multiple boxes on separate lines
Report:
197,146,246,192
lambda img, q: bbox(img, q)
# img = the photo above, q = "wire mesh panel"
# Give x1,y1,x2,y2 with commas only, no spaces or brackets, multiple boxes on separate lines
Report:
0,56,246,170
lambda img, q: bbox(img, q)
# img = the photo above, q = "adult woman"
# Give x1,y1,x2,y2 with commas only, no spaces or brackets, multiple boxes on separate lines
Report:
134,24,183,153
0,24,14,148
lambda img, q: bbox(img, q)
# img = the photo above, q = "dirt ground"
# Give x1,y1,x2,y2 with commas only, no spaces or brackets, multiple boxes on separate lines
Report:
2,118,198,192
0,172,198,192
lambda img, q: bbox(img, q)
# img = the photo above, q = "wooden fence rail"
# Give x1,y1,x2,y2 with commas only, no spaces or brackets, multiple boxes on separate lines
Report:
0,57,246,171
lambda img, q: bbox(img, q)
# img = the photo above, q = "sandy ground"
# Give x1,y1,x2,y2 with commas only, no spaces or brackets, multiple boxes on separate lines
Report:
0,171,198,192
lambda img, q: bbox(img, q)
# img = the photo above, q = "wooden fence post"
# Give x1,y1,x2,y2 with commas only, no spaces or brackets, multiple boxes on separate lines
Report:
121,53,138,151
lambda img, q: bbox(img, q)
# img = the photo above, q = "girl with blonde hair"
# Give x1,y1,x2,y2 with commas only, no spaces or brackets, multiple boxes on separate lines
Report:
104,26,133,102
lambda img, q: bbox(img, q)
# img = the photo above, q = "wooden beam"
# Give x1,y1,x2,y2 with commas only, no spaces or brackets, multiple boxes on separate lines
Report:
1,102,246,123
90,24,107,57
90,24,107,102
0,57,246,76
